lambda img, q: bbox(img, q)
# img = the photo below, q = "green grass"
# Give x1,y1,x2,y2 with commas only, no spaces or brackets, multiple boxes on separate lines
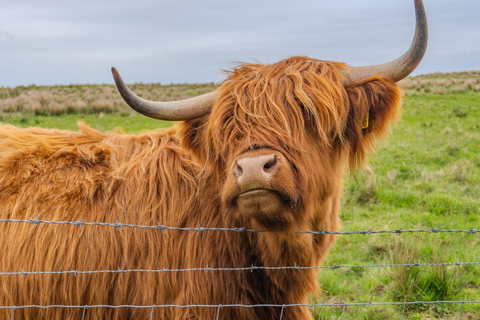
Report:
1,88,479,319
0,112,172,132
317,91,480,319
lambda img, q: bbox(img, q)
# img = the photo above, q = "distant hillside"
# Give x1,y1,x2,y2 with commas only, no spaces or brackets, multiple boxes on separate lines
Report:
0,83,217,116
399,70,480,94
0,71,479,116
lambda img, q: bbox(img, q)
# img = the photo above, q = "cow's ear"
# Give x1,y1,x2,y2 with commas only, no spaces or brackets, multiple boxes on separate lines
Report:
344,76,403,168
178,115,209,162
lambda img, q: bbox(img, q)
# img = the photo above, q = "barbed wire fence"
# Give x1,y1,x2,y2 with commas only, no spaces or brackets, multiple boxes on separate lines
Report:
1,218,479,319
3,301,480,320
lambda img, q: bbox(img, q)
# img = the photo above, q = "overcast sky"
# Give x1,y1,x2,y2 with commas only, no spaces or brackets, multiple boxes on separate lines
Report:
1,0,479,87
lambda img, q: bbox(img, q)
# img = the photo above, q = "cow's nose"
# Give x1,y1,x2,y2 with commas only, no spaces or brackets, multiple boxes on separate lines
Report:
234,154,280,190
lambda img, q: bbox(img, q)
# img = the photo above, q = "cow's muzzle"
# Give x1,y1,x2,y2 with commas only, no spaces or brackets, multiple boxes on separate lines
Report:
234,153,280,194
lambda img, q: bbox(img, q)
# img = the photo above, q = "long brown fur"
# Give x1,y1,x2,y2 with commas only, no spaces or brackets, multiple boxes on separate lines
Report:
0,56,402,319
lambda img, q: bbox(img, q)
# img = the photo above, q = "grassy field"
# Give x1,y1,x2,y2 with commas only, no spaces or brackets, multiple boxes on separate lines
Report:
1,72,479,319
317,91,480,320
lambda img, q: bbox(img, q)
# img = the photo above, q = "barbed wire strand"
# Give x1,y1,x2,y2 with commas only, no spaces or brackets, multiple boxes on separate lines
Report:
1,218,478,318
0,300,479,310
1,261,478,277
0,218,478,237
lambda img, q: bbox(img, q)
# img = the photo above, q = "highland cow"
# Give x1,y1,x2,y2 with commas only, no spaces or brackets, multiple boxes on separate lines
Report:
0,0,427,319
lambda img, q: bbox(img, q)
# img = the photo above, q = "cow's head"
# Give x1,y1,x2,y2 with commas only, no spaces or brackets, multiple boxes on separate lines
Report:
112,0,427,231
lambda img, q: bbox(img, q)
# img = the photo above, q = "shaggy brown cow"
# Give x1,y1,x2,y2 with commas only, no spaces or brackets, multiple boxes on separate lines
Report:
0,1,427,319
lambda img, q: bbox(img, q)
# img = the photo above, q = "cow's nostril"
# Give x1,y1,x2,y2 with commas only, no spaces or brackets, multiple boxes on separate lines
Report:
263,155,278,172
234,161,243,177
235,154,280,183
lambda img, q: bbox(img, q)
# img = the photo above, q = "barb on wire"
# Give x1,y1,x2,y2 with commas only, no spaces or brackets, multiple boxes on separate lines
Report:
0,218,478,237
0,261,478,277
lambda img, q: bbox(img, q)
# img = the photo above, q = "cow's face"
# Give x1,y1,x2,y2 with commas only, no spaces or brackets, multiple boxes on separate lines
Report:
112,0,425,231
222,148,299,231
180,57,402,230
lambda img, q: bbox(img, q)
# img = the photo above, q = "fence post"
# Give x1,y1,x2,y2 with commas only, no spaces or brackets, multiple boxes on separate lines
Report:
402,302,406,319
342,304,346,320
459,302,464,320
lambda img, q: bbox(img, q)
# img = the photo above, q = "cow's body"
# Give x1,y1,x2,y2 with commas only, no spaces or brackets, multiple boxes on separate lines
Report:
0,116,336,319
0,124,197,318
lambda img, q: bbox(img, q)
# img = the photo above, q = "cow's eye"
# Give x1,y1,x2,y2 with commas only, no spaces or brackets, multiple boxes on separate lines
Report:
243,144,264,153
251,144,263,150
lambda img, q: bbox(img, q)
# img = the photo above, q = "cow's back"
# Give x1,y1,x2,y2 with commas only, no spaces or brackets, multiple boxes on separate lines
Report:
0,122,203,319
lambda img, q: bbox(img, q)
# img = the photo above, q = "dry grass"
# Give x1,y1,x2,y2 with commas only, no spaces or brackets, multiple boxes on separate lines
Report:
0,71,478,116
0,82,217,116
0,71,478,115
399,70,480,94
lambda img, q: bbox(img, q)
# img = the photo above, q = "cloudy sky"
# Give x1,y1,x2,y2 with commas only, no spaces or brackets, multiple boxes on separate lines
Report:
1,0,479,87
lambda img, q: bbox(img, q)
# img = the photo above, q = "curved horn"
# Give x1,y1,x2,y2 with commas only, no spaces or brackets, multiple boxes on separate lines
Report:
342,0,428,86
111,67,218,121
